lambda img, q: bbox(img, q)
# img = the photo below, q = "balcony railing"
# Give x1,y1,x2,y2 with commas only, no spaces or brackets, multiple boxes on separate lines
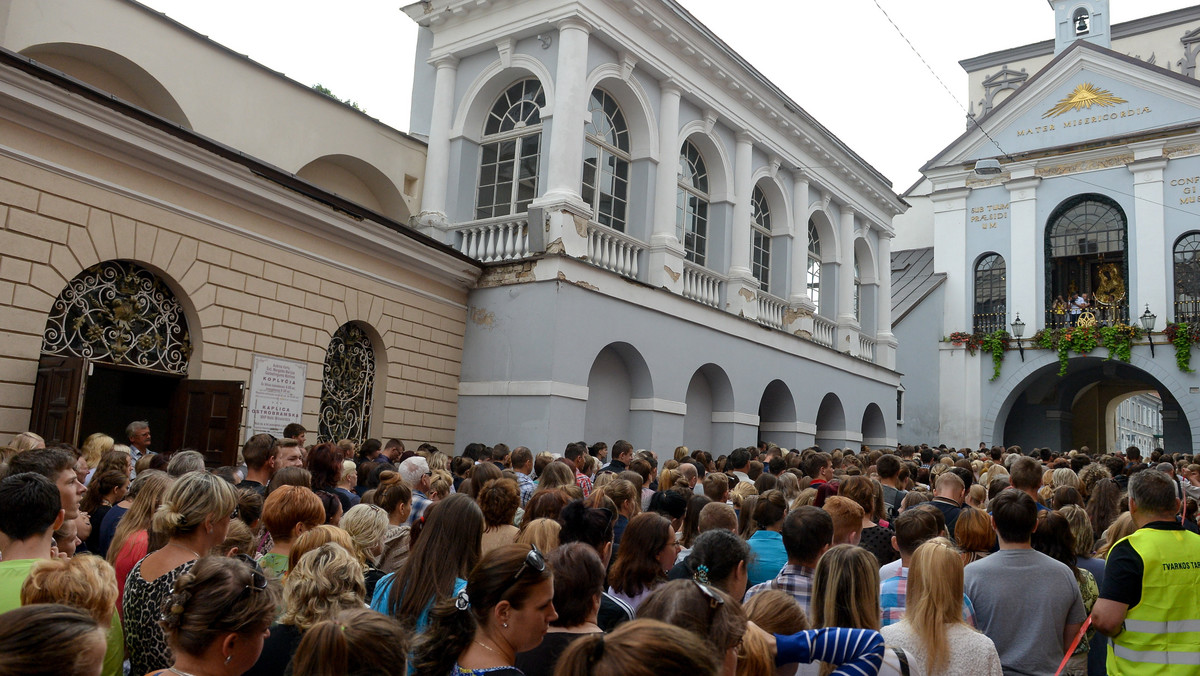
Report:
858,335,877,363
1175,300,1200,324
585,223,643,280
683,262,724,308
1044,302,1129,329
757,291,788,330
453,215,531,262
811,315,836,348
973,310,1006,334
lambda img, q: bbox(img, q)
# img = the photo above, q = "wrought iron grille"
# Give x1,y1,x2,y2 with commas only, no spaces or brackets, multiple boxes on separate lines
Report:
318,323,375,443
42,260,191,373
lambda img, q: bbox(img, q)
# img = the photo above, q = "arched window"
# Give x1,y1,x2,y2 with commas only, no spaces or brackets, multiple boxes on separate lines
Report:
318,323,376,443
853,259,861,322
751,185,772,292
1046,195,1127,325
807,219,822,309
677,140,710,265
974,253,1006,333
582,89,630,231
475,79,545,220
1174,232,1200,322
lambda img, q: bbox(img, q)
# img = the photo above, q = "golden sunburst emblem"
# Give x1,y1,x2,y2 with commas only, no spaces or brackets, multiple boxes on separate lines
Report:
1042,83,1128,118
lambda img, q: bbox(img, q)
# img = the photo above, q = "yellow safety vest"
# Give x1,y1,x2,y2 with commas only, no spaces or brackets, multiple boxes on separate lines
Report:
1107,526,1200,675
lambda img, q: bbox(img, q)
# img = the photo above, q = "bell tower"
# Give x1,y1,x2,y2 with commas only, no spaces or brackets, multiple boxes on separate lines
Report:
1050,0,1110,54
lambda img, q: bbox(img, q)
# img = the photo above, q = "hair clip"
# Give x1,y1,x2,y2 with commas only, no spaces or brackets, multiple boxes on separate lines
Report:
454,589,470,611
694,564,710,585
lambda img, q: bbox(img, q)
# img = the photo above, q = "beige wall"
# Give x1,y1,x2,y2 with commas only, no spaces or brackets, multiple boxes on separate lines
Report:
0,62,476,448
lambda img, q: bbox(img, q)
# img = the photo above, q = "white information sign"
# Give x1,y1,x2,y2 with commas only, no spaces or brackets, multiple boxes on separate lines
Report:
246,354,307,441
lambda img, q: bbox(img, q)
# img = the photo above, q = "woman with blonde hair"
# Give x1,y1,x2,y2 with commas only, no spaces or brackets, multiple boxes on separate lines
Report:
79,433,114,484
1096,511,1136,558
791,487,818,510
107,470,173,601
9,430,44,452
21,554,124,676
881,538,1002,675
812,544,907,675
286,524,357,572
743,590,810,676
339,502,390,597
245,543,365,676
516,517,561,552
538,460,576,492
123,472,237,676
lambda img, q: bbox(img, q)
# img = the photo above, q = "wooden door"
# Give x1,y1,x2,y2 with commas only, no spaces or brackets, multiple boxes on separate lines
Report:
170,380,245,467
30,354,88,446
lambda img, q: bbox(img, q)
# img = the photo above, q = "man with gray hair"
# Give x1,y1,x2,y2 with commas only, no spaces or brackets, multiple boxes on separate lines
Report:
125,420,151,461
399,455,432,524
1092,469,1200,672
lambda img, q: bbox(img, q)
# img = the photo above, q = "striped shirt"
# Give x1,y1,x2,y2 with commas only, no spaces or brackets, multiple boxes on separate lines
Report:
775,627,884,676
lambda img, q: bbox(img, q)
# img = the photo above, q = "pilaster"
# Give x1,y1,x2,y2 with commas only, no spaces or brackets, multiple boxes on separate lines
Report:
648,81,685,293
727,131,759,319
1005,166,1042,327
416,54,459,233
1127,142,1168,322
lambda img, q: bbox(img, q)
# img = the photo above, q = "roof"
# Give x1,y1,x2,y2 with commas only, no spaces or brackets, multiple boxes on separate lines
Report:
891,248,945,325
959,4,1200,73
0,46,478,270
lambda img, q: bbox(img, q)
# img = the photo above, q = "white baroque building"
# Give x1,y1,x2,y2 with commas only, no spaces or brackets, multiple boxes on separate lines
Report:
893,0,1200,453
404,0,906,455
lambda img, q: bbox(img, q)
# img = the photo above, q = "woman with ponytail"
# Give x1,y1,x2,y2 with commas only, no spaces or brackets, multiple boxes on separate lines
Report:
291,608,409,675
412,543,557,676
123,472,237,676
149,555,278,676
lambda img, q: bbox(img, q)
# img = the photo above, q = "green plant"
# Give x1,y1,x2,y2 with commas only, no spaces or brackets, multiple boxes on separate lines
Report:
1098,324,1142,363
1165,322,1197,373
980,330,1011,381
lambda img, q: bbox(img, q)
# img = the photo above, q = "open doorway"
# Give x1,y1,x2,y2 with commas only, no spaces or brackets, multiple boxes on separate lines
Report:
78,363,181,452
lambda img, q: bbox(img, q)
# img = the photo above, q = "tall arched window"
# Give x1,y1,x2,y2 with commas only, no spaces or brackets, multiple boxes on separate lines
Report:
974,253,1006,333
751,185,771,292
1174,232,1200,322
318,323,376,444
853,259,861,322
582,88,630,231
1046,195,1127,325
807,219,822,309
677,140,710,265
475,79,545,220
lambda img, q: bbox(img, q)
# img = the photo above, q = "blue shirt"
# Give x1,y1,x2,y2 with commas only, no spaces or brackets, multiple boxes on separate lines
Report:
515,471,535,507
747,530,788,587
369,572,467,633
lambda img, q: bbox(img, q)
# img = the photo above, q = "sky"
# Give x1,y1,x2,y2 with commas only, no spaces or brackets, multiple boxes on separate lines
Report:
139,0,1199,192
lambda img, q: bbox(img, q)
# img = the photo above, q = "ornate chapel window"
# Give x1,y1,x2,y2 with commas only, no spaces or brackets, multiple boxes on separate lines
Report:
42,260,191,374
318,323,375,443
1175,233,1200,323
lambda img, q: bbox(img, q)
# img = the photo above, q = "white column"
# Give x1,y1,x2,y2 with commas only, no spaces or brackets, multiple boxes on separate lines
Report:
529,18,591,258
729,132,755,280
931,184,971,332
876,231,897,369
835,205,860,354
786,171,815,336
416,55,458,233
1128,143,1168,322
1005,167,1042,326
647,81,684,293
726,131,758,319
540,18,590,204
837,206,859,326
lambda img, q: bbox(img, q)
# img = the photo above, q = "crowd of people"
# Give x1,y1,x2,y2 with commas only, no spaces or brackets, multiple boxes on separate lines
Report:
0,424,1198,676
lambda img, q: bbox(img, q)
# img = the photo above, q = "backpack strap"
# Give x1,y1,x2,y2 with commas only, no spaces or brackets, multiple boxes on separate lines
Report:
892,646,911,676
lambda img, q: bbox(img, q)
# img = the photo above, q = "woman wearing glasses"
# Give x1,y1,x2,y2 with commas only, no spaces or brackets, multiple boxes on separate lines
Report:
123,472,237,676
148,555,279,676
412,543,557,676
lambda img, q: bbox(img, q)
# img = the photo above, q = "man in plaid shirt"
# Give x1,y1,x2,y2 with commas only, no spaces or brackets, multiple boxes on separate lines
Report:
744,505,832,616
565,442,592,498
879,508,976,627
511,447,536,507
